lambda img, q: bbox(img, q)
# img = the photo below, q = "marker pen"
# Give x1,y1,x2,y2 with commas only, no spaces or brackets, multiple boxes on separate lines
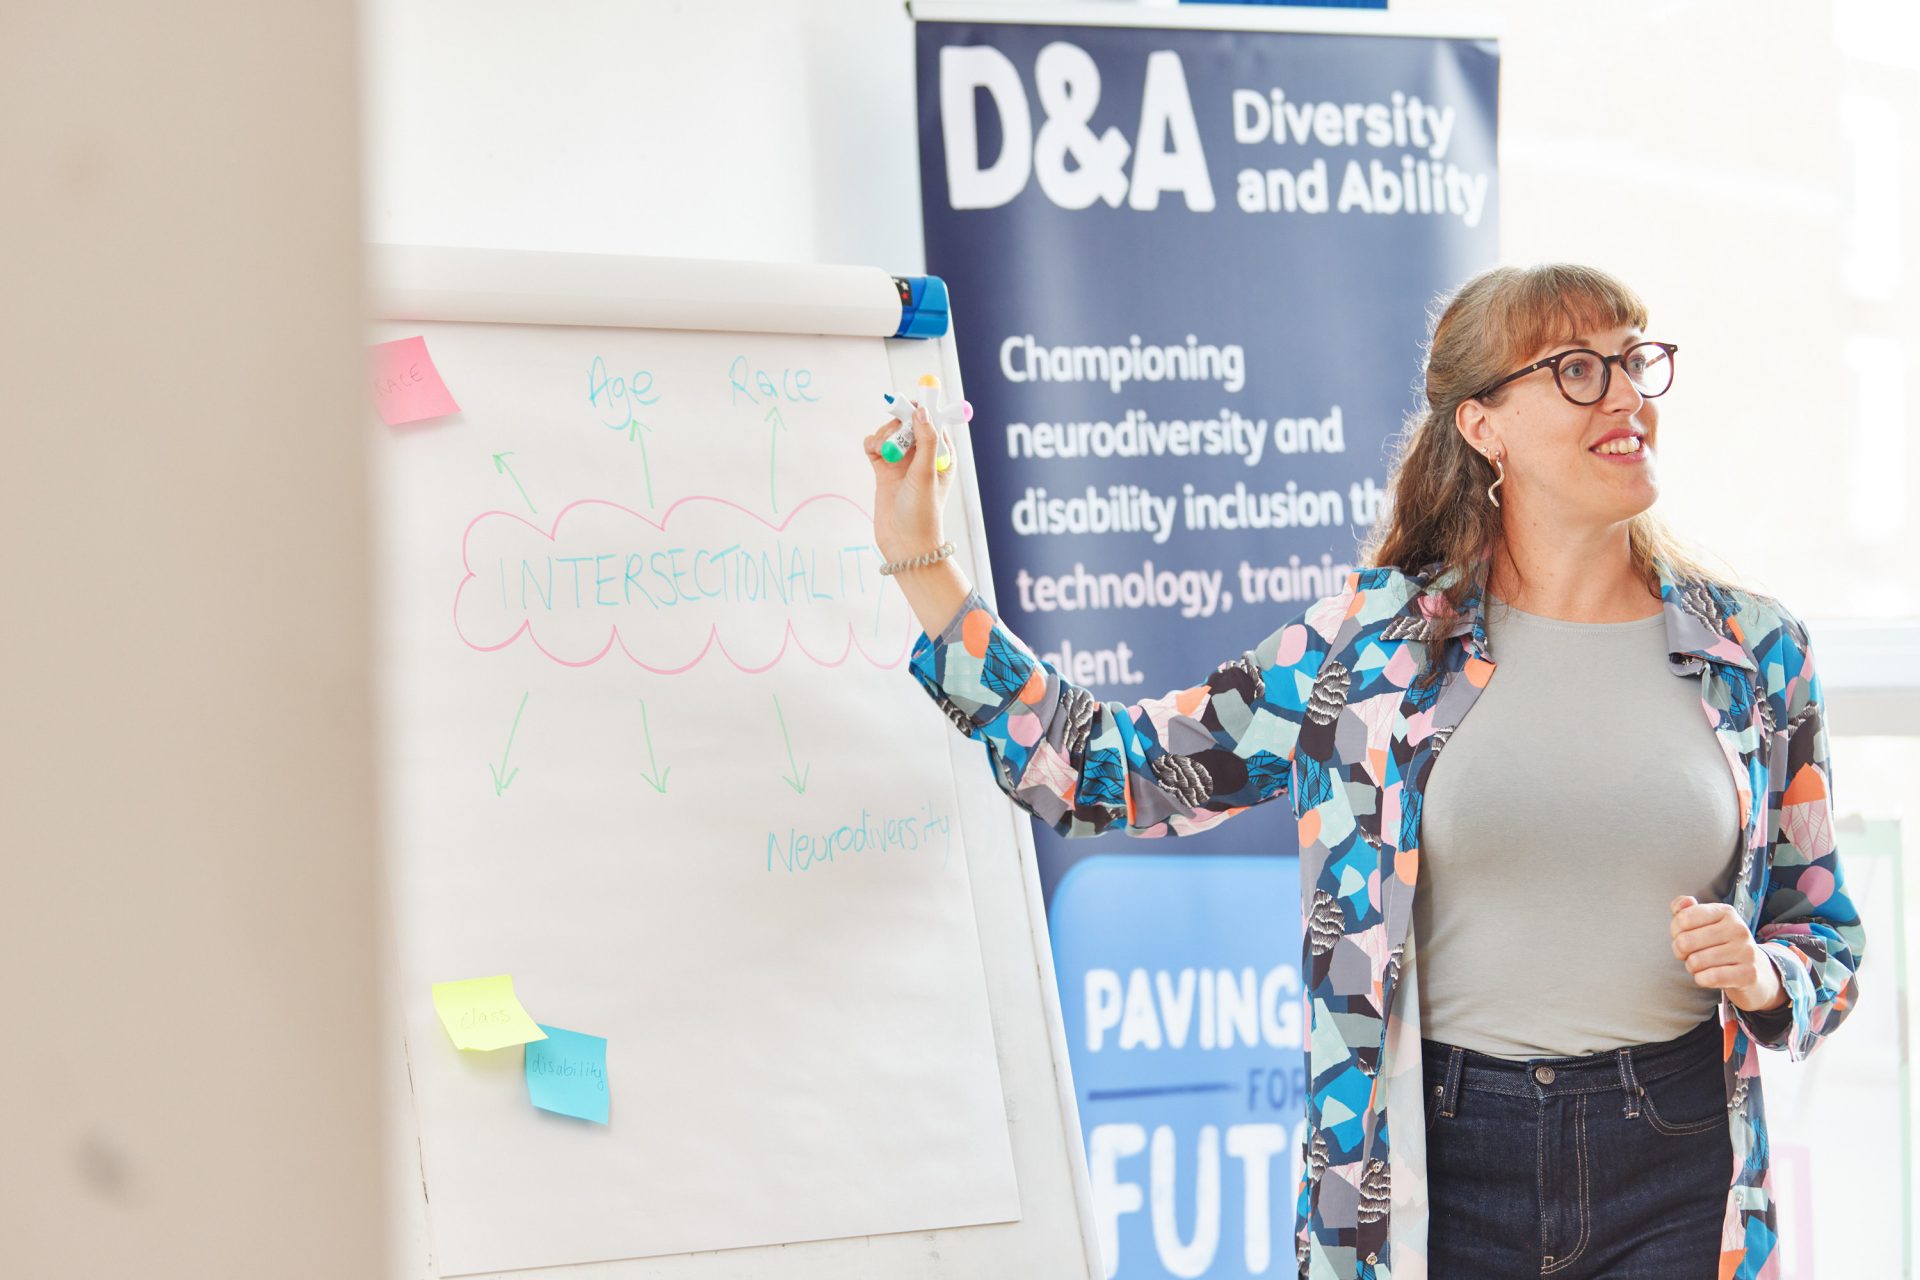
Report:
880,373,968,472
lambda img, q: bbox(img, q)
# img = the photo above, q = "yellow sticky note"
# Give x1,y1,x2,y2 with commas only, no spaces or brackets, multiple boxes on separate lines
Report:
431,975,548,1052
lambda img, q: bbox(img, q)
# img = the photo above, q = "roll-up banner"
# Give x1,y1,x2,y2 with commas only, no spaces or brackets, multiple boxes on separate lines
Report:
914,6,1499,1275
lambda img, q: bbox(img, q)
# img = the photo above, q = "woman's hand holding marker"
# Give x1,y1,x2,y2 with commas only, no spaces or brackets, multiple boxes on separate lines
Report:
878,373,968,474
864,404,950,563
863,376,971,636
864,379,960,564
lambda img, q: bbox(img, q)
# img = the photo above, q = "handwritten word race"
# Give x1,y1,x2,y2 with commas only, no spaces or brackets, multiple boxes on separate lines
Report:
729,355,819,407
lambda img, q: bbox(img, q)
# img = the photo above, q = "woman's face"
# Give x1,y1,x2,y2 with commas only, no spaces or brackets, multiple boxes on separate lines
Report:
1459,320,1661,530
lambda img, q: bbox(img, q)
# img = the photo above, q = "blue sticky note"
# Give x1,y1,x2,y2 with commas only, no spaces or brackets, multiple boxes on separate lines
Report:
524,1024,610,1124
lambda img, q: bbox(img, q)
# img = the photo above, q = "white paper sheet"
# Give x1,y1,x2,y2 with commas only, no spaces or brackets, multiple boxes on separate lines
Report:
373,319,1018,1276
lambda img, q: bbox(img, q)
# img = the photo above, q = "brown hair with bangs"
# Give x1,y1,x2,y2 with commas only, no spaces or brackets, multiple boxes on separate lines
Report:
1357,263,1748,681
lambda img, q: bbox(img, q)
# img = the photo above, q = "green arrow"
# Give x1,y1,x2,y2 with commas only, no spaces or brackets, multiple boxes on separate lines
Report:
766,405,787,512
489,692,529,796
491,452,537,513
637,699,670,794
627,417,657,509
772,692,809,795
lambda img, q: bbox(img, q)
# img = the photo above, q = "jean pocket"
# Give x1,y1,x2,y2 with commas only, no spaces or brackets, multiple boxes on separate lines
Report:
1635,1055,1728,1137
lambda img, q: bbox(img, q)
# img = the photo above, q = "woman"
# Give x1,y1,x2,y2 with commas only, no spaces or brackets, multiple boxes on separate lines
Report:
863,264,1864,1279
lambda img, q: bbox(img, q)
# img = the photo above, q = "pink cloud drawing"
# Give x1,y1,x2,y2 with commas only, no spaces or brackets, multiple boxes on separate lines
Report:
453,493,916,673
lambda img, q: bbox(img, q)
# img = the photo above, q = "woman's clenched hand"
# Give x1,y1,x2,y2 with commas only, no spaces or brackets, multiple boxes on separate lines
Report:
1669,895,1786,1014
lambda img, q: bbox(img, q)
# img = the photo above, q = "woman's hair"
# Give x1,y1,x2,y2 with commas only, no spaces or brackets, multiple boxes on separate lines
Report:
1357,262,1750,677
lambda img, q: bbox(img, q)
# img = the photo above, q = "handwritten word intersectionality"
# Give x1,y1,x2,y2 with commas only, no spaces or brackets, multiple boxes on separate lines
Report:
495,540,870,612
455,494,915,671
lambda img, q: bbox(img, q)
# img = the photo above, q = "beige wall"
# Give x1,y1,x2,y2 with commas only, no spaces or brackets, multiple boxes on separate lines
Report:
0,4,383,1277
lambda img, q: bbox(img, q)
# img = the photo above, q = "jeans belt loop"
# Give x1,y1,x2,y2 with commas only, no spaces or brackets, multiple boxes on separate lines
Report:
1439,1044,1465,1118
1616,1046,1641,1119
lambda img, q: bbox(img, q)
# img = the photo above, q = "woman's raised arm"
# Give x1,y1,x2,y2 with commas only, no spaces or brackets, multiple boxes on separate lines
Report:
907,584,1344,837
865,402,1342,836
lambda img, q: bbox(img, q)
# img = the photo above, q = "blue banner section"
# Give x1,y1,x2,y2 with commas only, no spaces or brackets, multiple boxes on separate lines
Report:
915,17,1498,896
915,17,1496,1275
1054,855,1305,1278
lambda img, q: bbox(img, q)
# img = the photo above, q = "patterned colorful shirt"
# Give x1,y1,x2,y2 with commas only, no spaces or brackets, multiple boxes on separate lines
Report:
907,551,1864,1280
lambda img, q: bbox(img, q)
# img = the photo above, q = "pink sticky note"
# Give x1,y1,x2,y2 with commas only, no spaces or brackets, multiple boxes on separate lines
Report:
369,336,461,426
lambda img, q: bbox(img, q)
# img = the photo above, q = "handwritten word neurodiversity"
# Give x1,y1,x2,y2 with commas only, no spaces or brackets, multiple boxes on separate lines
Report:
495,541,880,612
766,804,954,874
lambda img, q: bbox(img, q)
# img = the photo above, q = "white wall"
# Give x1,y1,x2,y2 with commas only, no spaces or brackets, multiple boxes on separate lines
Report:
362,0,1917,623
360,0,939,273
1396,0,1918,622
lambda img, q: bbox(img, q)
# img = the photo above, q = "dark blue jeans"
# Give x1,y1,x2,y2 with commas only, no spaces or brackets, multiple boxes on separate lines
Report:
1419,1013,1732,1278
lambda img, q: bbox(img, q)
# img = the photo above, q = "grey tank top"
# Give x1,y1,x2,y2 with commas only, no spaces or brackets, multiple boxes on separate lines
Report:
1413,595,1742,1059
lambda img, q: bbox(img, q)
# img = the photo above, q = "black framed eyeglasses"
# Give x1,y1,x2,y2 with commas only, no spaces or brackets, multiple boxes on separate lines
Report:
1469,341,1678,406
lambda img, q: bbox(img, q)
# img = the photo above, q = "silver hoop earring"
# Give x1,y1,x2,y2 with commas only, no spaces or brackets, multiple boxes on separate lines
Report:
1485,452,1504,508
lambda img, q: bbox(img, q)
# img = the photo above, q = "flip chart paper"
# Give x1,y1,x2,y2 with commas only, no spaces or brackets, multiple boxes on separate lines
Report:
381,321,1016,1275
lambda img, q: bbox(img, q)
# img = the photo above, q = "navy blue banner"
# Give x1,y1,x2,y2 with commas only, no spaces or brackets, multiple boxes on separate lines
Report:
917,15,1496,1277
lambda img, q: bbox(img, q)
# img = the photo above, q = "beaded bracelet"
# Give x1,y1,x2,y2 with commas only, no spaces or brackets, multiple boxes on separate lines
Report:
878,540,956,576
